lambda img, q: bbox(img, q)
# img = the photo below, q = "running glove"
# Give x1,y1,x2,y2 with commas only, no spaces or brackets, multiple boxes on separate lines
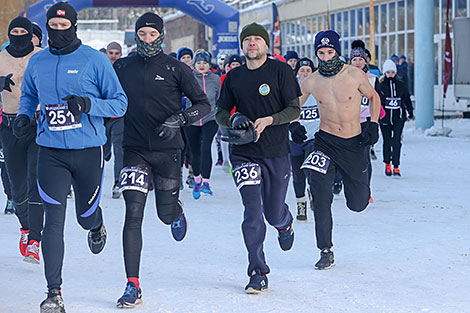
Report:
0,73,15,92
62,95,91,116
12,114,31,139
221,125,258,145
289,121,307,144
230,113,251,130
362,121,379,146
156,112,188,141
408,111,414,120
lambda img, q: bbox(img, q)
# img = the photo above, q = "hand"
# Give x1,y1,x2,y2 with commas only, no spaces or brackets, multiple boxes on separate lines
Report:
155,112,188,141
289,121,307,144
408,111,414,120
230,113,251,130
62,95,91,116
254,116,273,137
0,73,15,92
12,114,32,139
221,125,258,145
361,121,379,146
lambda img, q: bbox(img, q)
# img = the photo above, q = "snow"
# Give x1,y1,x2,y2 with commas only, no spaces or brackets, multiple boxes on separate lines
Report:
1,119,470,312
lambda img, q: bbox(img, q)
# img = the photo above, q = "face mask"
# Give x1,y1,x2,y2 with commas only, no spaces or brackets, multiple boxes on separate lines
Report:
9,34,32,51
318,53,345,78
135,32,165,59
47,24,77,49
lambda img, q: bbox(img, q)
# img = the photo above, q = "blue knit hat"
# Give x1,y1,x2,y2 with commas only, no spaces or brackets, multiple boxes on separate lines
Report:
284,50,298,61
314,30,341,56
194,50,211,64
177,47,193,60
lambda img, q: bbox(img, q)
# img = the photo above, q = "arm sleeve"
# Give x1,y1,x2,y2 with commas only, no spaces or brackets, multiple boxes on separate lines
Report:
271,64,301,125
178,64,211,124
271,97,300,125
402,84,413,114
18,59,39,118
87,55,128,118
216,106,232,128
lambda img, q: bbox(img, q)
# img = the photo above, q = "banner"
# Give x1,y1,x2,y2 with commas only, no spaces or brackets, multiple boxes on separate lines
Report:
272,3,281,56
443,0,452,98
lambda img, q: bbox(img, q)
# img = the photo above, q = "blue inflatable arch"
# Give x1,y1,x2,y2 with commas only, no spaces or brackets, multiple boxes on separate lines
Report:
24,0,239,60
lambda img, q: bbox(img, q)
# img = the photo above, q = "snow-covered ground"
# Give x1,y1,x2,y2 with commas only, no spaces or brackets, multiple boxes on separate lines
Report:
1,119,469,313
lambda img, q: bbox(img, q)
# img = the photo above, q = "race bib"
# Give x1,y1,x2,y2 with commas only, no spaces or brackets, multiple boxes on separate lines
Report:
119,167,149,193
232,163,261,189
385,97,401,110
45,104,82,131
361,95,370,107
301,150,331,174
300,106,319,122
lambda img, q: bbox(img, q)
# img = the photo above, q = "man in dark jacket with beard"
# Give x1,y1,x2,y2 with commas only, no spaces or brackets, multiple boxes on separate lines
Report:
113,12,210,308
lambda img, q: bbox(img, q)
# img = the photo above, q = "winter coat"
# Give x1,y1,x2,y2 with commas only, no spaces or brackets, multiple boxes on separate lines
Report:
18,44,127,149
377,76,413,125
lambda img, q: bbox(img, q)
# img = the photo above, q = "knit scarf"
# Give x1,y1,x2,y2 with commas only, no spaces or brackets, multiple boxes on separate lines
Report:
318,53,345,77
136,32,165,59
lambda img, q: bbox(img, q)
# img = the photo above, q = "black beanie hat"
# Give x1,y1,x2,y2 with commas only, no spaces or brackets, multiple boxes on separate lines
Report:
135,12,164,33
314,30,341,56
228,54,242,66
46,2,77,27
240,23,270,48
32,23,43,43
8,16,33,35
295,57,316,75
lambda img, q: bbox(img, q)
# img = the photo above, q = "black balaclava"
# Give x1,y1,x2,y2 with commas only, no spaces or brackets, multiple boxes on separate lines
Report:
46,2,78,50
135,12,165,59
7,16,34,58
32,23,43,47
318,53,345,78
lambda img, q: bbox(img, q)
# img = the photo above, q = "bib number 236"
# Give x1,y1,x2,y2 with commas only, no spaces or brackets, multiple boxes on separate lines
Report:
232,163,261,189
45,104,82,131
301,151,331,174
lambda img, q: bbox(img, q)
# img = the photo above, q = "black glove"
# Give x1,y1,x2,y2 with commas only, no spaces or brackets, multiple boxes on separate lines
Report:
62,95,91,116
12,114,32,139
230,113,251,130
361,121,379,146
408,111,414,120
221,125,258,145
289,121,307,144
155,112,188,141
0,73,15,92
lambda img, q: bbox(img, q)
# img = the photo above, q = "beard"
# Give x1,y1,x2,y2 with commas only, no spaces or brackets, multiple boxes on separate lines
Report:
245,50,263,60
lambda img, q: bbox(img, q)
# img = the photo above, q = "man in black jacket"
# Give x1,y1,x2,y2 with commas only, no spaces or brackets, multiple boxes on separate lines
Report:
113,12,210,308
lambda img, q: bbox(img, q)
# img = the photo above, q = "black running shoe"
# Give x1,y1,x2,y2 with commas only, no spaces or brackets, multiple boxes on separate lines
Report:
171,199,187,242
315,248,335,270
332,183,342,195
40,289,65,313
277,225,294,251
370,148,377,160
296,202,307,221
88,223,107,254
245,269,268,294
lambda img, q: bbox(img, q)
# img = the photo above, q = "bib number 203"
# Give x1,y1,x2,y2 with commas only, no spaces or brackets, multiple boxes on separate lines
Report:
301,151,330,174
232,163,261,189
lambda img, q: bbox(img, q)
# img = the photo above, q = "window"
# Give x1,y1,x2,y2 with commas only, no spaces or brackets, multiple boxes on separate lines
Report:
389,34,397,58
381,35,388,65
330,13,335,30
406,33,414,62
374,5,379,33
350,9,356,36
455,0,467,17
434,0,440,34
389,2,396,32
380,4,387,33
398,33,405,57
407,0,414,29
344,11,349,38
398,1,405,31
318,15,324,31
336,12,342,36
358,8,364,35
441,0,452,33
365,7,370,35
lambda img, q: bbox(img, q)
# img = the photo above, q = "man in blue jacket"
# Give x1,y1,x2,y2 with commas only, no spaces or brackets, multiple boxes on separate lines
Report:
14,3,127,312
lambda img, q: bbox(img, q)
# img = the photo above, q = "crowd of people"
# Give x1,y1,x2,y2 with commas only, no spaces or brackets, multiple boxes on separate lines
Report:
0,2,414,312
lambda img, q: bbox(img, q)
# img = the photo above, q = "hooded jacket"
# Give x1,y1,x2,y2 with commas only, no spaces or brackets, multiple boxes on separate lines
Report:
377,76,413,125
18,44,128,149
186,70,220,126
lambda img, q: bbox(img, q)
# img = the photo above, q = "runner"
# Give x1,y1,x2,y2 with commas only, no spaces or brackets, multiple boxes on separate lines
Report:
185,49,221,198
299,30,380,270
0,16,43,263
16,3,128,312
378,59,414,176
289,57,319,220
284,50,298,71
113,12,210,308
216,22,301,293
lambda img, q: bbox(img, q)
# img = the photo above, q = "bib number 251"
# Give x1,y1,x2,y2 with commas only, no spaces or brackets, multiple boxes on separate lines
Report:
232,163,261,189
45,104,82,131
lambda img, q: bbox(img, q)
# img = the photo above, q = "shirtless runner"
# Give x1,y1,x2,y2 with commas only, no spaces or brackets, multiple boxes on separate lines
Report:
298,30,380,270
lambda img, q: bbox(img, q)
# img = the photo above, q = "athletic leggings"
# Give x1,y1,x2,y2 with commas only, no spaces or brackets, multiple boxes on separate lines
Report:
306,130,370,250
289,139,315,199
122,148,182,278
380,119,405,167
0,117,43,242
185,120,218,179
37,146,104,290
